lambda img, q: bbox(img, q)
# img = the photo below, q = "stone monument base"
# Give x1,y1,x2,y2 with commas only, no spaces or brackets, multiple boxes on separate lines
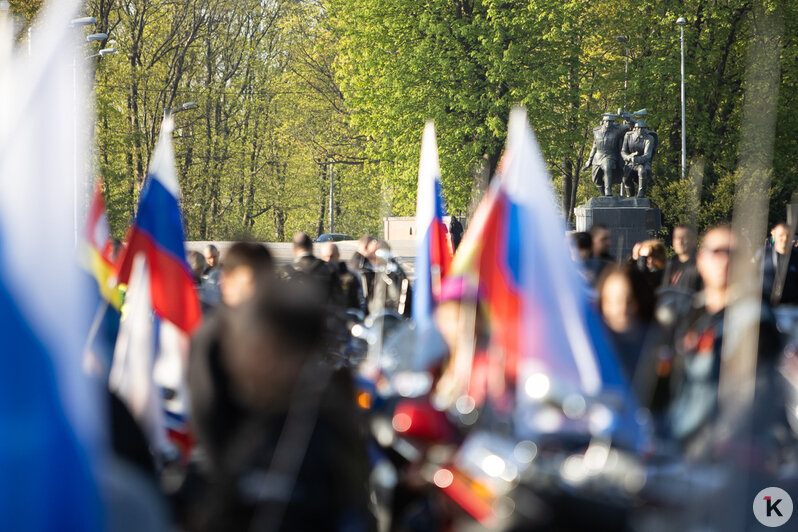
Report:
574,196,661,260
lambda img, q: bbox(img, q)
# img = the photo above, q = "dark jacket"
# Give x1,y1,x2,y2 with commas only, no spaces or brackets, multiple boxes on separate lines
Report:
283,254,345,308
760,245,798,305
188,313,374,532
335,262,366,312
668,295,784,457
662,255,702,293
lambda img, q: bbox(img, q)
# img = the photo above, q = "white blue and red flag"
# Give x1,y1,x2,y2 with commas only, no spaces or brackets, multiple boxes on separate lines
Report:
413,120,453,327
0,0,104,528
113,116,200,457
449,107,647,449
115,117,201,334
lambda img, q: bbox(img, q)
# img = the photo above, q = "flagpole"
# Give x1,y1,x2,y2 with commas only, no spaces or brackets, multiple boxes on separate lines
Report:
73,51,78,247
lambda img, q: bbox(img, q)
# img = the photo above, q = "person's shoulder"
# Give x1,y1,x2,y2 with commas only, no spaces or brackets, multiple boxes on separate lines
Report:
347,252,365,268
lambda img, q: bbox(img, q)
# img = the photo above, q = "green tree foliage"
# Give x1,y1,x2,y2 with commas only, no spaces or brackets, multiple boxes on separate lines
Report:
15,0,793,241
332,0,798,234
89,0,378,241
6,0,42,24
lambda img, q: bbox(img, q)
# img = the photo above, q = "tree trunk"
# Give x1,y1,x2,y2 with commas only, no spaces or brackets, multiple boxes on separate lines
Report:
273,163,287,241
561,158,573,226
317,162,327,236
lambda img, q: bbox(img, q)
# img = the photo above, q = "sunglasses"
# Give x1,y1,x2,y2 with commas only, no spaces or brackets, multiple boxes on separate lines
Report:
700,247,731,256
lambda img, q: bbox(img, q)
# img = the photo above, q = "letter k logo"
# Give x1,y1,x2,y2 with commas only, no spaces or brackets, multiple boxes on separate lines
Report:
755,488,792,526
766,496,784,517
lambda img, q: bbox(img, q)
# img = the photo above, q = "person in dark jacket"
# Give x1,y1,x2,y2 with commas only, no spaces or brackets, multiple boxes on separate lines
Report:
320,241,366,313
758,222,798,305
662,224,702,293
590,224,614,262
668,225,786,457
348,235,376,305
449,215,464,252
596,263,657,380
282,232,344,308
189,278,374,532
367,239,412,318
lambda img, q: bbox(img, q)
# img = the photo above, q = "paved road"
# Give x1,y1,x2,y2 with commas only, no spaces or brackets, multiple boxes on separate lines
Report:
187,240,417,280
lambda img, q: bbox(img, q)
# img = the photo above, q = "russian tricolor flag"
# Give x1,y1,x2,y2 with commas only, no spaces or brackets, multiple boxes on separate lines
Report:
450,108,648,450
112,116,200,456
413,120,453,327
115,116,201,334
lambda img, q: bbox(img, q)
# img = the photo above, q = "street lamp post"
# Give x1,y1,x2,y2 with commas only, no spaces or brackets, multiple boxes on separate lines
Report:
69,19,103,246
69,17,111,246
329,159,334,234
85,32,107,43
85,47,117,60
615,36,629,111
164,101,198,120
677,17,687,180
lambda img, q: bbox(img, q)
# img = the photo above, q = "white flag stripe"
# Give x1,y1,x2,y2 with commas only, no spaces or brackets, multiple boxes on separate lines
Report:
110,254,171,453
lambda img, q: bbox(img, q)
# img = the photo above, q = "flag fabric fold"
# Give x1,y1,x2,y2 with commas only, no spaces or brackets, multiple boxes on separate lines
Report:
0,0,103,528
83,180,123,309
113,117,199,457
81,181,123,377
115,117,201,335
449,107,646,450
413,120,453,327
110,254,171,453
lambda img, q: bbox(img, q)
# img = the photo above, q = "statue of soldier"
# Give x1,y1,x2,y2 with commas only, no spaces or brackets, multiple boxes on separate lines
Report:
582,114,627,197
617,111,637,196
621,120,657,198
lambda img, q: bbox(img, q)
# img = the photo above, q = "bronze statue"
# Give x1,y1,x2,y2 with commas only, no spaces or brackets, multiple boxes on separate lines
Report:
621,119,657,198
582,114,627,196
617,110,637,196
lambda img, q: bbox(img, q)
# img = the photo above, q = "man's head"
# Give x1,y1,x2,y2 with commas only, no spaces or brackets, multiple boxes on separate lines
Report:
771,223,790,255
697,225,736,293
672,224,697,259
596,264,655,334
570,231,592,261
220,277,324,412
356,234,375,256
188,251,207,283
203,244,220,269
292,232,313,257
590,224,612,257
220,242,273,307
320,242,340,264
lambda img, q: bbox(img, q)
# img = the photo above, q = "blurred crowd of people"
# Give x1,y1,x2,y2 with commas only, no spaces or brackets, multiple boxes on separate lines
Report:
143,233,417,531
571,222,798,460
189,235,413,322
102,221,798,532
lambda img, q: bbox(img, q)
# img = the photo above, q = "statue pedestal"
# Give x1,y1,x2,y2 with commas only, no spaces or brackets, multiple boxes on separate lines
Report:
574,196,661,259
